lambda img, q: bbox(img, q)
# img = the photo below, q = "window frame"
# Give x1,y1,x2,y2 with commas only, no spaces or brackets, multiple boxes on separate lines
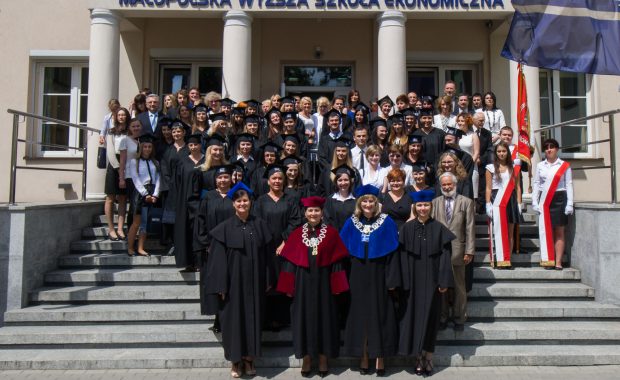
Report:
155,60,222,97
281,63,355,99
32,61,88,158
539,70,594,159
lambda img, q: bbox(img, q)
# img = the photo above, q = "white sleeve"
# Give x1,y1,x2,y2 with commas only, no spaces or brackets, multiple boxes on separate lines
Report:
531,165,541,208
100,114,111,136
130,159,148,196
564,167,573,207
153,167,161,198
498,109,507,128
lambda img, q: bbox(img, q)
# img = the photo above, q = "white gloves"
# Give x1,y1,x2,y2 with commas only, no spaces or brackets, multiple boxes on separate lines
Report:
514,158,521,166
532,204,540,213
565,205,574,215
486,202,493,219
518,203,523,215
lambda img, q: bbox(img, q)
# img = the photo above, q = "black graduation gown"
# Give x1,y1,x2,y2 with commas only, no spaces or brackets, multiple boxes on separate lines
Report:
413,128,446,168
317,165,362,198
342,217,401,358
230,156,257,184
379,192,413,230
195,190,235,315
173,155,204,269
250,166,269,198
284,184,312,207
398,218,455,356
323,196,356,231
161,144,189,220
205,215,273,362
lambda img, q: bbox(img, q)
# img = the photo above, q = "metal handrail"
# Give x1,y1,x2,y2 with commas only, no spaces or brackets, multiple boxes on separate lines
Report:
7,109,99,205
535,108,620,203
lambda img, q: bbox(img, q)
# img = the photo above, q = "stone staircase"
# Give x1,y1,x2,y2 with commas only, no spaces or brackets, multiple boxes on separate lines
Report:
2,212,620,370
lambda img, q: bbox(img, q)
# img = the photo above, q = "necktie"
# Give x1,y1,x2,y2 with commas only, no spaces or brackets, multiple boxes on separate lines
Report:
359,149,365,171
445,197,453,223
150,113,157,130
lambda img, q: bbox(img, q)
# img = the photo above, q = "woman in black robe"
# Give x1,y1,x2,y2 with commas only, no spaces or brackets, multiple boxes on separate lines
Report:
282,155,311,206
323,165,357,231
205,182,273,378
276,196,350,377
253,164,302,330
194,165,235,332
317,140,362,197
412,109,446,168
379,168,414,230
339,185,400,376
173,133,205,272
398,189,455,376
250,142,281,198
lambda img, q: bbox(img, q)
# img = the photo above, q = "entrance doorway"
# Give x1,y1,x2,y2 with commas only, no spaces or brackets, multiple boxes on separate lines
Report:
157,62,222,96
408,64,479,98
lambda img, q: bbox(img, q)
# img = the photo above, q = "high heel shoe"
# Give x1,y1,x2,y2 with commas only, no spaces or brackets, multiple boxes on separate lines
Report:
414,357,424,376
424,358,434,376
376,358,385,377
230,362,242,378
116,230,126,240
359,356,369,375
108,231,119,241
301,357,312,377
243,359,256,377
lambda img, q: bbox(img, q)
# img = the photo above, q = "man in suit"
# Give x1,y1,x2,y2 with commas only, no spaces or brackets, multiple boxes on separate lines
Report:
138,94,167,137
452,93,475,116
473,112,494,213
432,172,475,331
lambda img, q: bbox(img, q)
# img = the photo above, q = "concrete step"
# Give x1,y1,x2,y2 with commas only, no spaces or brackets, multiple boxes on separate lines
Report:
45,268,200,284
58,253,177,268
70,239,166,253
474,251,568,265
474,224,538,236
475,214,537,224
31,285,199,303
1,344,620,369
2,321,620,346
94,214,124,226
475,237,539,249
468,282,593,299
6,300,620,325
473,266,581,281
82,226,127,239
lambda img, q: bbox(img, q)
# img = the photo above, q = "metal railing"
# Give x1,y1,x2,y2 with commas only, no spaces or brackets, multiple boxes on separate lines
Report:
535,108,620,203
7,109,99,205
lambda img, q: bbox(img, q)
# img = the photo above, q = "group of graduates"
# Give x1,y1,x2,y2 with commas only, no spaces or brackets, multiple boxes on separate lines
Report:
102,85,574,377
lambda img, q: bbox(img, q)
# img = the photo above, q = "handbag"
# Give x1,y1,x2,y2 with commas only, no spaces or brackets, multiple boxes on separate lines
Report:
97,146,107,169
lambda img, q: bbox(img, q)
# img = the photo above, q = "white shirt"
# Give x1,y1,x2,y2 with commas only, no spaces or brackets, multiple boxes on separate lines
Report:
433,114,456,132
350,145,368,172
331,192,355,201
378,163,413,190
120,137,138,179
100,112,113,137
130,158,161,197
485,164,513,190
361,165,383,189
148,112,159,131
312,113,324,146
483,109,506,135
532,158,574,207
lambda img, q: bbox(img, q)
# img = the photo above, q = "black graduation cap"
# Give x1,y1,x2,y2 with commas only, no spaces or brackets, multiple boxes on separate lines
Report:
408,134,424,145
171,119,191,132
244,114,260,124
281,133,300,145
334,135,353,148
355,102,370,113
418,108,434,117
370,117,387,129
281,96,295,105
263,164,287,179
402,107,417,117
231,107,245,116
282,155,303,166
232,161,246,173
213,164,234,177
324,108,342,120
245,99,260,109
209,112,227,122
281,111,298,121
138,133,157,144
205,133,226,148
410,163,427,173
260,141,282,154
377,95,394,106
217,98,235,107
265,107,280,120
331,164,355,178
235,133,255,145
159,117,173,127
445,127,464,138
187,133,202,144
193,103,208,114
389,113,404,124
444,146,465,160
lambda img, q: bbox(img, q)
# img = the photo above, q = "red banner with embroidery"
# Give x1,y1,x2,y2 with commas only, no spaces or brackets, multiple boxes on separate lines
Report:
517,63,531,166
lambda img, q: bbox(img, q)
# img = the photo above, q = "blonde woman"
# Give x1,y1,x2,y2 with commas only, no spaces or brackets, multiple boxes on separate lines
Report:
433,95,456,132
204,91,221,113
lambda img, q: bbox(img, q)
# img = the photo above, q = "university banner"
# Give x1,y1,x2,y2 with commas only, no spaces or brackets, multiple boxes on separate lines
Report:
516,63,531,166
501,1,620,75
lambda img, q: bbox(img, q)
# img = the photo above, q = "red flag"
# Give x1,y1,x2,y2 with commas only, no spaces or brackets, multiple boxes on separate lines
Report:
517,63,531,165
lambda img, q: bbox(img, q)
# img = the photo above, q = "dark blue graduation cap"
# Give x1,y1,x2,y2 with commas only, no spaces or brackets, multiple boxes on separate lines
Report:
226,181,253,199
354,184,380,198
409,189,435,203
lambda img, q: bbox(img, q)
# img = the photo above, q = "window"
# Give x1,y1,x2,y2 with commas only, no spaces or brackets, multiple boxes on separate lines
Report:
158,63,222,96
408,64,479,98
539,70,592,157
282,65,353,100
34,63,88,157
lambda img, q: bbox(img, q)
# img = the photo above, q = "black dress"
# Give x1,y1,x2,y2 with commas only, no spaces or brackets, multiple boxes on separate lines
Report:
195,189,235,315
205,215,273,362
172,155,204,269
413,128,446,168
379,192,413,230
340,215,401,358
323,196,356,231
161,144,188,224
398,218,455,356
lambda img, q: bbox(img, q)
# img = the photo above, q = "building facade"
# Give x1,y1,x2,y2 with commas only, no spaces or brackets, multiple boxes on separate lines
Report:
1,0,618,203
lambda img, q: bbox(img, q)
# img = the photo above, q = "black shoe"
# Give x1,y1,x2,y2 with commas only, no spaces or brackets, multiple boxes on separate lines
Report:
438,321,448,330
376,368,386,377
453,323,465,332
301,370,312,378
319,370,329,378
414,358,424,376
359,367,369,375
165,245,175,256
424,359,434,376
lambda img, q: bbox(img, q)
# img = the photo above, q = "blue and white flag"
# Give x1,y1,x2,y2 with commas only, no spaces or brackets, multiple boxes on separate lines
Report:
501,1,620,75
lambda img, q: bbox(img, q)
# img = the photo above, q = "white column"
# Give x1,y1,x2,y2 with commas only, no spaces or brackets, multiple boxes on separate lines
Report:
86,9,120,200
509,61,540,195
222,11,252,100
376,11,407,100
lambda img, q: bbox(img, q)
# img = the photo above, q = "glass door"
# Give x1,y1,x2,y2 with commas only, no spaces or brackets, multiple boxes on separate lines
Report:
408,68,438,98
408,64,479,97
157,62,222,96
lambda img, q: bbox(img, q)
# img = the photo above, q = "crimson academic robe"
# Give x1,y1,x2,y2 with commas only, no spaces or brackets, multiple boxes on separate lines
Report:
398,218,455,356
276,223,349,359
205,215,274,362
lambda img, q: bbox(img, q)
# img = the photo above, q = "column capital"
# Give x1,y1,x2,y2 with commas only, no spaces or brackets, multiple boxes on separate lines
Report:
223,10,253,27
376,10,406,27
90,8,120,26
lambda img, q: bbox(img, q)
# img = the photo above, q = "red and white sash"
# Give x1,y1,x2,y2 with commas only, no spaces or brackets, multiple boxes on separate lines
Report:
538,161,570,266
489,168,516,267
